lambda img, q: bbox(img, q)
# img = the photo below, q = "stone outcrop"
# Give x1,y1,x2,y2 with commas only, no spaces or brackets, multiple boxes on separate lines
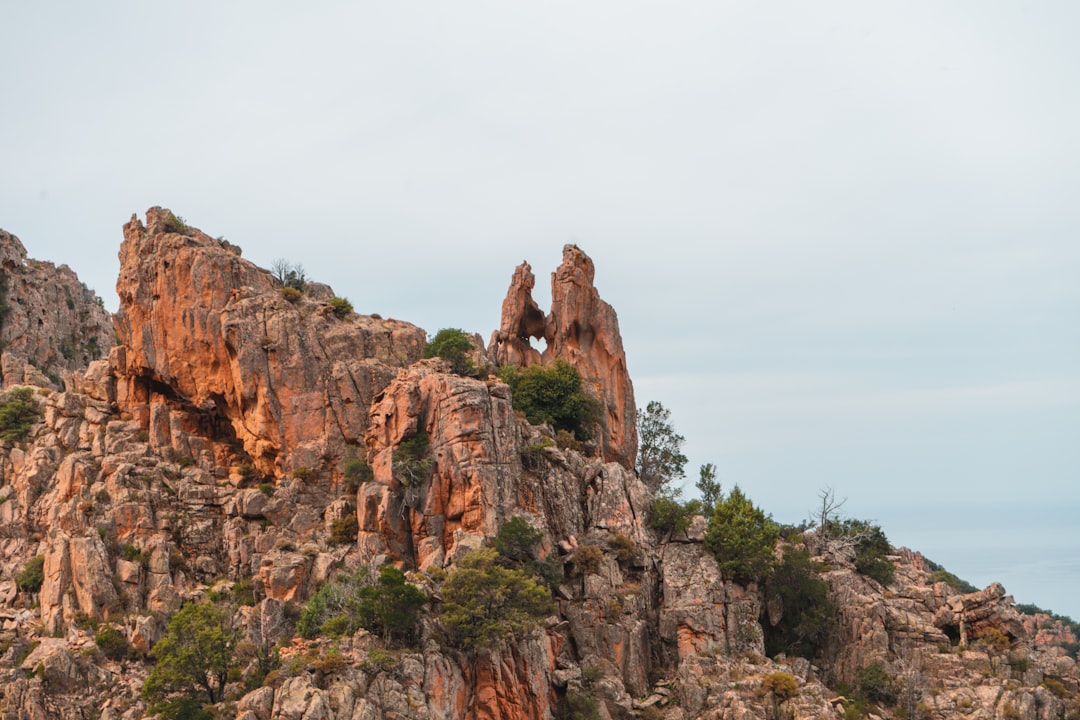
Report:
0,214,1076,720
490,245,638,468
0,229,113,389
113,207,426,477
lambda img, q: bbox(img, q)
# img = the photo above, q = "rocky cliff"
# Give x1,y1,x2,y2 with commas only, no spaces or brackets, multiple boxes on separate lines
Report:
0,229,113,389
0,209,1074,720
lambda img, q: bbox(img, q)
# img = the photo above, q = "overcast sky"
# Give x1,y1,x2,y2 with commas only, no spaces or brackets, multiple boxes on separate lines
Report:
2,2,1077,619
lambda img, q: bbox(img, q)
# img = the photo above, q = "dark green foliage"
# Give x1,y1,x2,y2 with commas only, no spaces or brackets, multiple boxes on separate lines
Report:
440,547,554,652
356,566,428,645
494,516,543,563
16,556,45,592
165,212,189,232
144,602,241,706
330,514,359,545
764,547,834,659
827,519,894,585
855,662,898,705
635,401,687,491
120,543,143,562
153,697,212,720
704,486,778,583
328,296,353,318
499,361,601,441
556,693,601,720
232,579,257,606
425,328,476,376
393,432,432,488
925,558,978,594
343,446,373,492
649,494,700,536
298,566,426,646
0,387,40,442
95,626,132,661
696,462,721,515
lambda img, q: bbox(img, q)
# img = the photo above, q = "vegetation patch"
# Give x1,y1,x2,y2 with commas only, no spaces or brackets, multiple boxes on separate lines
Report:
425,328,476,376
499,361,601,441
440,547,554,652
0,387,41,442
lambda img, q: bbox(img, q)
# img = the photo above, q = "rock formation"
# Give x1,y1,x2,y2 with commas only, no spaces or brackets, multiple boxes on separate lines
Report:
0,229,113,389
113,207,426,478
0,210,1074,720
491,245,638,468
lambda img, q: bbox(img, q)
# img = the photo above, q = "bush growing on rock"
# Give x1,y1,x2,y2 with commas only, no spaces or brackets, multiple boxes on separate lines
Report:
762,672,799,700
328,296,353,318
0,387,40,442
764,546,834,660
499,361,601,441
298,565,426,646
704,485,778,584
556,692,601,720
649,493,700,537
425,327,476,376
855,662,898,705
16,555,45,592
143,601,241,709
494,516,543,563
393,431,433,488
440,547,554,652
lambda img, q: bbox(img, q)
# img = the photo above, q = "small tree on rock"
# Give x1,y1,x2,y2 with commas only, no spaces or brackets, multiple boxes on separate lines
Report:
704,485,778,584
636,401,687,491
143,602,240,709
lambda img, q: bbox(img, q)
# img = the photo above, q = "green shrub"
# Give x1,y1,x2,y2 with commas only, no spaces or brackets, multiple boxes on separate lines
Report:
704,486,778,583
425,328,476,376
0,388,40,442
280,286,302,303
16,556,45,592
499,361,601,441
762,672,799,700
440,547,554,652
924,558,977,593
494,516,543,563
764,547,834,660
649,494,700,536
298,565,426,646
328,296,353,319
823,518,895,585
393,432,432,488
570,545,603,577
855,662,898,705
144,602,241,706
95,626,132,661
361,647,395,674
1042,676,1068,699
165,212,188,232
330,514,359,545
556,692,601,720
343,446,373,492
609,533,637,563
120,543,143,562
520,439,554,471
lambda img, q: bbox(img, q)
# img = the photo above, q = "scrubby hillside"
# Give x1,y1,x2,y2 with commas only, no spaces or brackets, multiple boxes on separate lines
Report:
0,209,1074,720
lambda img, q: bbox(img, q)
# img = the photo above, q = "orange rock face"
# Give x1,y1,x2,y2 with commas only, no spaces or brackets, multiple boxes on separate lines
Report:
113,207,425,476
490,245,638,467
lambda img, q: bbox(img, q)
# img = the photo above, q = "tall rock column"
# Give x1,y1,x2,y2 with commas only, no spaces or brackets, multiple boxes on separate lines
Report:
490,245,637,468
